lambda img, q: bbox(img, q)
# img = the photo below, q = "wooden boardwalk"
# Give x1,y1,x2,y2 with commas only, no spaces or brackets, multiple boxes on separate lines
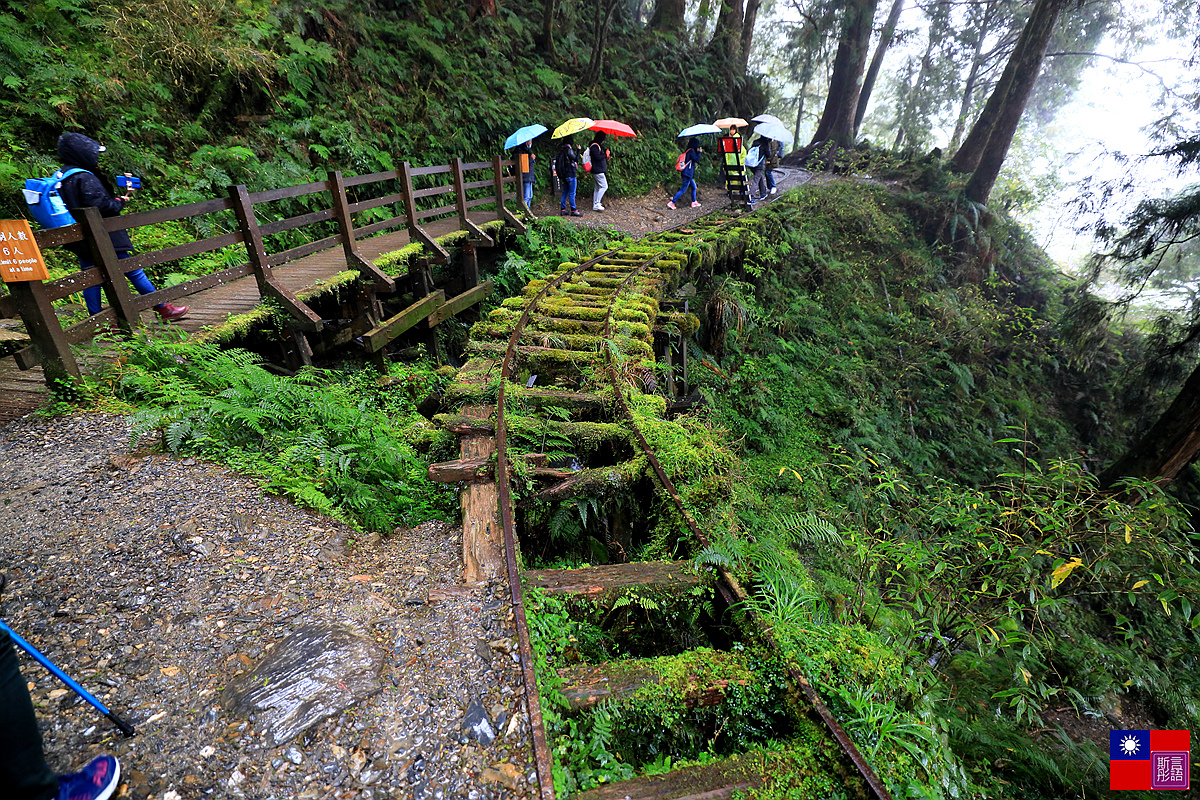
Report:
0,356,45,424
4,153,522,393
172,212,497,336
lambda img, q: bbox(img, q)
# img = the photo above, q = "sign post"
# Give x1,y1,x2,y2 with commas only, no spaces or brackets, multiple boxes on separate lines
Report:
0,219,49,283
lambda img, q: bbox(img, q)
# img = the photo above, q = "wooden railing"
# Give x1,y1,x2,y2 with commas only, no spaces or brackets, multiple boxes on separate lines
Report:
1,155,528,384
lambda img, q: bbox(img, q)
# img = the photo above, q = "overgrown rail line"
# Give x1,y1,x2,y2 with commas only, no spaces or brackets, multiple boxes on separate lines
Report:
471,216,897,799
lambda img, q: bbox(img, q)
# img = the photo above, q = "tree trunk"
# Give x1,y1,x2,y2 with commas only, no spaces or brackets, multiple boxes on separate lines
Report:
694,0,716,46
739,0,763,73
853,0,905,135
649,0,686,32
582,0,621,87
948,0,1001,151
541,0,558,60
708,0,745,65
962,0,1065,204
1100,361,1200,489
807,0,879,151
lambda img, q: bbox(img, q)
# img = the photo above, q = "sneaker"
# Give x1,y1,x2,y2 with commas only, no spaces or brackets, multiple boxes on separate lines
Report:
593,205,604,212
667,201,676,209
690,201,701,208
154,303,188,321
57,755,120,800
770,186,778,195
570,210,582,217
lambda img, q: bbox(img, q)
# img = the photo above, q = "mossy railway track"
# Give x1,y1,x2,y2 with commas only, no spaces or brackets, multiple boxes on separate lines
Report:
437,215,895,799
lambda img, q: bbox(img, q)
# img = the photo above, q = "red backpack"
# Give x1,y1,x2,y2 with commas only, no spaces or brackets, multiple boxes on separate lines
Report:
675,151,688,171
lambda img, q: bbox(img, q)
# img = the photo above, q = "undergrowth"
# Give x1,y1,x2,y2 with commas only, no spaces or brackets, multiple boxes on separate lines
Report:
88,328,456,533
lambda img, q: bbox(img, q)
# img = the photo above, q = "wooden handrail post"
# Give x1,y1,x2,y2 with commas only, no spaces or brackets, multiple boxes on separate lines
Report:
5,280,80,386
229,184,273,295
492,155,526,233
451,157,470,228
399,161,421,244
77,207,138,331
329,170,395,292
399,161,450,263
229,183,322,333
329,170,357,258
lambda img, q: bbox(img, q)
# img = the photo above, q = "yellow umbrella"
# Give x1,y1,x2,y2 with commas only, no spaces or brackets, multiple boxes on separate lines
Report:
714,117,749,129
551,117,595,139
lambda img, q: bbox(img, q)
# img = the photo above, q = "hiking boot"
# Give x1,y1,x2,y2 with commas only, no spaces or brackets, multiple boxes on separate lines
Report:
667,201,676,209
691,201,701,208
570,210,582,217
57,755,120,800
155,303,188,321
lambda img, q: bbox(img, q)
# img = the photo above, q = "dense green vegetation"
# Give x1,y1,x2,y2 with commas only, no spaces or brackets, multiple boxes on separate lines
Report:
521,181,1200,798
1,0,737,223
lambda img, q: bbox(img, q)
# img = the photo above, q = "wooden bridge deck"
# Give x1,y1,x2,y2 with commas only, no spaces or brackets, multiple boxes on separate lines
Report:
0,357,45,424
173,212,498,335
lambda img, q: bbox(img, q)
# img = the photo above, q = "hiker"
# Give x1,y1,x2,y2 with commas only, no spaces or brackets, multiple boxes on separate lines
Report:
588,132,610,212
764,139,782,196
0,627,121,800
667,138,703,210
747,136,771,202
556,140,582,217
56,133,187,321
515,141,536,208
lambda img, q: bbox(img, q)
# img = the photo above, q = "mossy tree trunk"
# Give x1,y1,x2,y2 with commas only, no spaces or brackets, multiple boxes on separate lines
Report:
807,0,879,151
541,0,558,60
649,0,686,32
1100,363,1200,490
582,0,621,88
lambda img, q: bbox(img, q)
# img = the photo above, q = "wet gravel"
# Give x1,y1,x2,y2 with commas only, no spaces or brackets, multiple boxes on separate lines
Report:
0,413,534,800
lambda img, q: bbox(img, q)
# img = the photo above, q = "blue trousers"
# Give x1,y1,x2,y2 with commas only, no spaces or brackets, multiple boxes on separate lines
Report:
80,251,159,315
765,169,775,190
522,181,534,207
560,177,577,211
672,177,698,204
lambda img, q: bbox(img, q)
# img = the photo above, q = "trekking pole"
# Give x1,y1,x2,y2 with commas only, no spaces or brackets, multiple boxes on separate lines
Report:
0,577,135,737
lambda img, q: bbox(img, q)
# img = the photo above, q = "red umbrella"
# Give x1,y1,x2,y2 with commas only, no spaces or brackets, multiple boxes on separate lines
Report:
588,120,637,137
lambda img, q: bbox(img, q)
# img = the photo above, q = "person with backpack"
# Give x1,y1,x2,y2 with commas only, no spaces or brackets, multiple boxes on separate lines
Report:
746,136,771,203
587,132,610,212
555,140,582,217
55,133,187,321
667,138,703,210
515,141,537,209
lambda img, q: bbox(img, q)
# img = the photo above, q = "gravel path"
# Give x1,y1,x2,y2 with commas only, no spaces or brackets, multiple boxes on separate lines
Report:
0,414,533,800
531,168,816,236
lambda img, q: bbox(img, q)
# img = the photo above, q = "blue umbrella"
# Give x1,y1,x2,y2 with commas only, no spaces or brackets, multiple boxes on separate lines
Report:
678,123,723,138
504,124,548,149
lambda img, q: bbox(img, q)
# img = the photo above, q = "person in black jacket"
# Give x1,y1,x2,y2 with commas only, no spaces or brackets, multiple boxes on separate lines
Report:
555,141,582,216
56,133,187,321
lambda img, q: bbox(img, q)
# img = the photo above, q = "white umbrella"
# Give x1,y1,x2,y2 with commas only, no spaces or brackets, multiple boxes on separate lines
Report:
678,123,723,137
751,121,794,146
751,114,785,126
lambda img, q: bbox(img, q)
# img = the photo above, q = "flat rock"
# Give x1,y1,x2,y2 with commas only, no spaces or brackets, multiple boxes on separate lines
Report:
220,621,384,745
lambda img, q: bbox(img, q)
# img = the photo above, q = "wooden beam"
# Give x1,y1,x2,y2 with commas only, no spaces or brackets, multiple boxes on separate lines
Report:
5,280,79,383
492,155,527,234
461,405,504,583
400,162,451,263
262,278,323,332
522,561,708,597
78,207,138,331
428,452,551,483
428,281,494,327
361,290,445,353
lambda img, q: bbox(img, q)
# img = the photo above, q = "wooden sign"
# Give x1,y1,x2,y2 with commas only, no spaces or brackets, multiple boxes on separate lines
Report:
0,220,49,282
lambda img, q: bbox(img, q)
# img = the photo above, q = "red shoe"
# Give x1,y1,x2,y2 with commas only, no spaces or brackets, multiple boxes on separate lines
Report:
155,303,188,321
